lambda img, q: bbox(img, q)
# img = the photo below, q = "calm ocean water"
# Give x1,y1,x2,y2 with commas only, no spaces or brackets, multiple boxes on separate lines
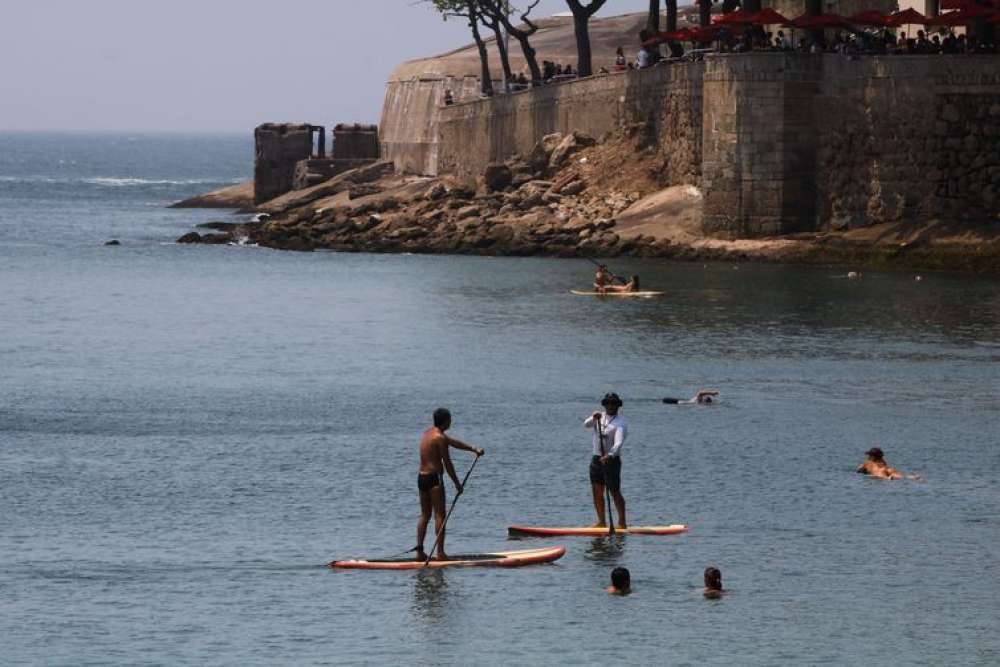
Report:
1,131,998,666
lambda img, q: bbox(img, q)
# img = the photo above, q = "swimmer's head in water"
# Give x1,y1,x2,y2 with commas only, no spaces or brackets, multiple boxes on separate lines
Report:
433,407,452,430
611,567,630,591
702,395,713,404
704,567,722,590
866,447,884,461
601,393,623,408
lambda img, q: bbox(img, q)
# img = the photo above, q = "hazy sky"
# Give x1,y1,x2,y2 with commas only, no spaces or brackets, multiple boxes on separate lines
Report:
1,0,654,133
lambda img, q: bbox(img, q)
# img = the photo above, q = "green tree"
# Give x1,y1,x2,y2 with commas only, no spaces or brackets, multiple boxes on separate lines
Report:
647,0,660,33
564,0,609,77
479,0,543,85
478,7,514,89
665,0,678,32
429,0,494,96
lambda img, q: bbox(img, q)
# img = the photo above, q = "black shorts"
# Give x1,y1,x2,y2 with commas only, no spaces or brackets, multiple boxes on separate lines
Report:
417,472,442,493
589,455,622,492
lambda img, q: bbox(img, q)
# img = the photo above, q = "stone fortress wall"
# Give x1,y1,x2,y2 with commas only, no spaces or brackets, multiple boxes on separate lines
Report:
428,53,1000,237
255,123,381,203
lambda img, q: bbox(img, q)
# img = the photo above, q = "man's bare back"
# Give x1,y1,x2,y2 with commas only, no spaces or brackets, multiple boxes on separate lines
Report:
419,427,451,477
415,408,484,562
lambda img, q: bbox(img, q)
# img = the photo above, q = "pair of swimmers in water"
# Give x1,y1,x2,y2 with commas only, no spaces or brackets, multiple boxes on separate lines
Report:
593,264,640,293
606,566,725,598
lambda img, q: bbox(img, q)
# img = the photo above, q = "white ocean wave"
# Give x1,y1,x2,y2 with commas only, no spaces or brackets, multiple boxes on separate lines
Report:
83,177,241,187
0,175,242,186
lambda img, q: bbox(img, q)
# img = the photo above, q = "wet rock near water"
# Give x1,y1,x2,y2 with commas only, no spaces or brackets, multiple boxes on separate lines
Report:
171,132,676,259
170,131,1000,273
196,221,241,232
176,231,233,244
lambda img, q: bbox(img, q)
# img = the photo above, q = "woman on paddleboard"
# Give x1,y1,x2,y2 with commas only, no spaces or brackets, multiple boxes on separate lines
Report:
583,393,627,529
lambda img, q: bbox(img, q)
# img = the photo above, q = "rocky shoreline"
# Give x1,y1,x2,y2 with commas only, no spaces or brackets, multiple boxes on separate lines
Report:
174,132,1000,274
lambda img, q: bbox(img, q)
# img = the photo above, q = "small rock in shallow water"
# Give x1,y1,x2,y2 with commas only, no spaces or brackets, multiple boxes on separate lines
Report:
176,232,203,244
196,221,239,232
104,239,121,246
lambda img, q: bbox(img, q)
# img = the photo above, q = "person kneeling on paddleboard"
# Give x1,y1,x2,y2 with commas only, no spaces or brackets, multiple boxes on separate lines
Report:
593,264,613,293
416,408,484,562
583,393,627,530
600,275,640,294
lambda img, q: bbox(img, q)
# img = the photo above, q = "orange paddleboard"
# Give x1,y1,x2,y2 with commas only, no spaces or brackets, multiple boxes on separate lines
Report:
508,524,688,537
329,545,566,570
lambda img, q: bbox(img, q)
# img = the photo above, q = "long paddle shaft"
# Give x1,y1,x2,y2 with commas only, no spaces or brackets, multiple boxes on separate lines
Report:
424,456,480,566
594,417,615,537
584,257,628,285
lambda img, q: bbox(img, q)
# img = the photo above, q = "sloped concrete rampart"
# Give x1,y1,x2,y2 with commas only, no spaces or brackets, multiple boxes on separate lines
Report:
380,76,485,176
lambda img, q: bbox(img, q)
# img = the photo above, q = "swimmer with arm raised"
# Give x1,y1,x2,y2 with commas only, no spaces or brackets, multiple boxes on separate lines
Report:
663,389,719,405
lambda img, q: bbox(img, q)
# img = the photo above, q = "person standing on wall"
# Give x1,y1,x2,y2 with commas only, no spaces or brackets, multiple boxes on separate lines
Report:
583,393,627,529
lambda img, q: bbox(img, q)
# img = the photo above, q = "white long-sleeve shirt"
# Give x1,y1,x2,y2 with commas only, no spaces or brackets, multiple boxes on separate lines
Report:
583,412,627,458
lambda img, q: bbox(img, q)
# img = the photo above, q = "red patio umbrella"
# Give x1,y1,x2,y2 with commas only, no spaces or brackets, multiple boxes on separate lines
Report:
749,8,790,24
886,8,933,26
930,6,997,25
657,28,694,42
847,10,892,27
688,25,721,42
714,10,754,25
788,13,853,29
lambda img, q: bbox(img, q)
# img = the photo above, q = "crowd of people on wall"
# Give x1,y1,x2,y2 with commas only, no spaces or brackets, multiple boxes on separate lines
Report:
685,25,995,57
444,7,996,105
493,62,580,95
629,6,998,62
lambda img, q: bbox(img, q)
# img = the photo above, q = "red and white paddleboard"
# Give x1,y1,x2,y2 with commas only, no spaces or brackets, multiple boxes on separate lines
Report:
329,545,566,570
508,524,688,537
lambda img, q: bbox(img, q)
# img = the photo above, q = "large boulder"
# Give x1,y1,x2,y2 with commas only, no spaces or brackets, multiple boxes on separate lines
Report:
528,133,564,171
424,183,448,200
549,132,596,170
483,163,513,191
559,180,587,197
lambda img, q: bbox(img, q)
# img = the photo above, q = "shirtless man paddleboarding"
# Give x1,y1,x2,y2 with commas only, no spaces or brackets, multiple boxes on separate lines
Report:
416,408,484,561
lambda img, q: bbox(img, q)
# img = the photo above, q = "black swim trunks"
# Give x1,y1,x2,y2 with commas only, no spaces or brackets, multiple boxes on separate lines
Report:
589,455,622,492
418,472,443,493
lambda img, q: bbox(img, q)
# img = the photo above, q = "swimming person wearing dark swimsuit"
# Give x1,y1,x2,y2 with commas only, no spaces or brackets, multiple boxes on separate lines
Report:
662,389,719,405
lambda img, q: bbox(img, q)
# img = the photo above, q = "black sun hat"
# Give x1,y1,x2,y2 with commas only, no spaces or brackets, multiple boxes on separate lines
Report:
601,392,622,407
